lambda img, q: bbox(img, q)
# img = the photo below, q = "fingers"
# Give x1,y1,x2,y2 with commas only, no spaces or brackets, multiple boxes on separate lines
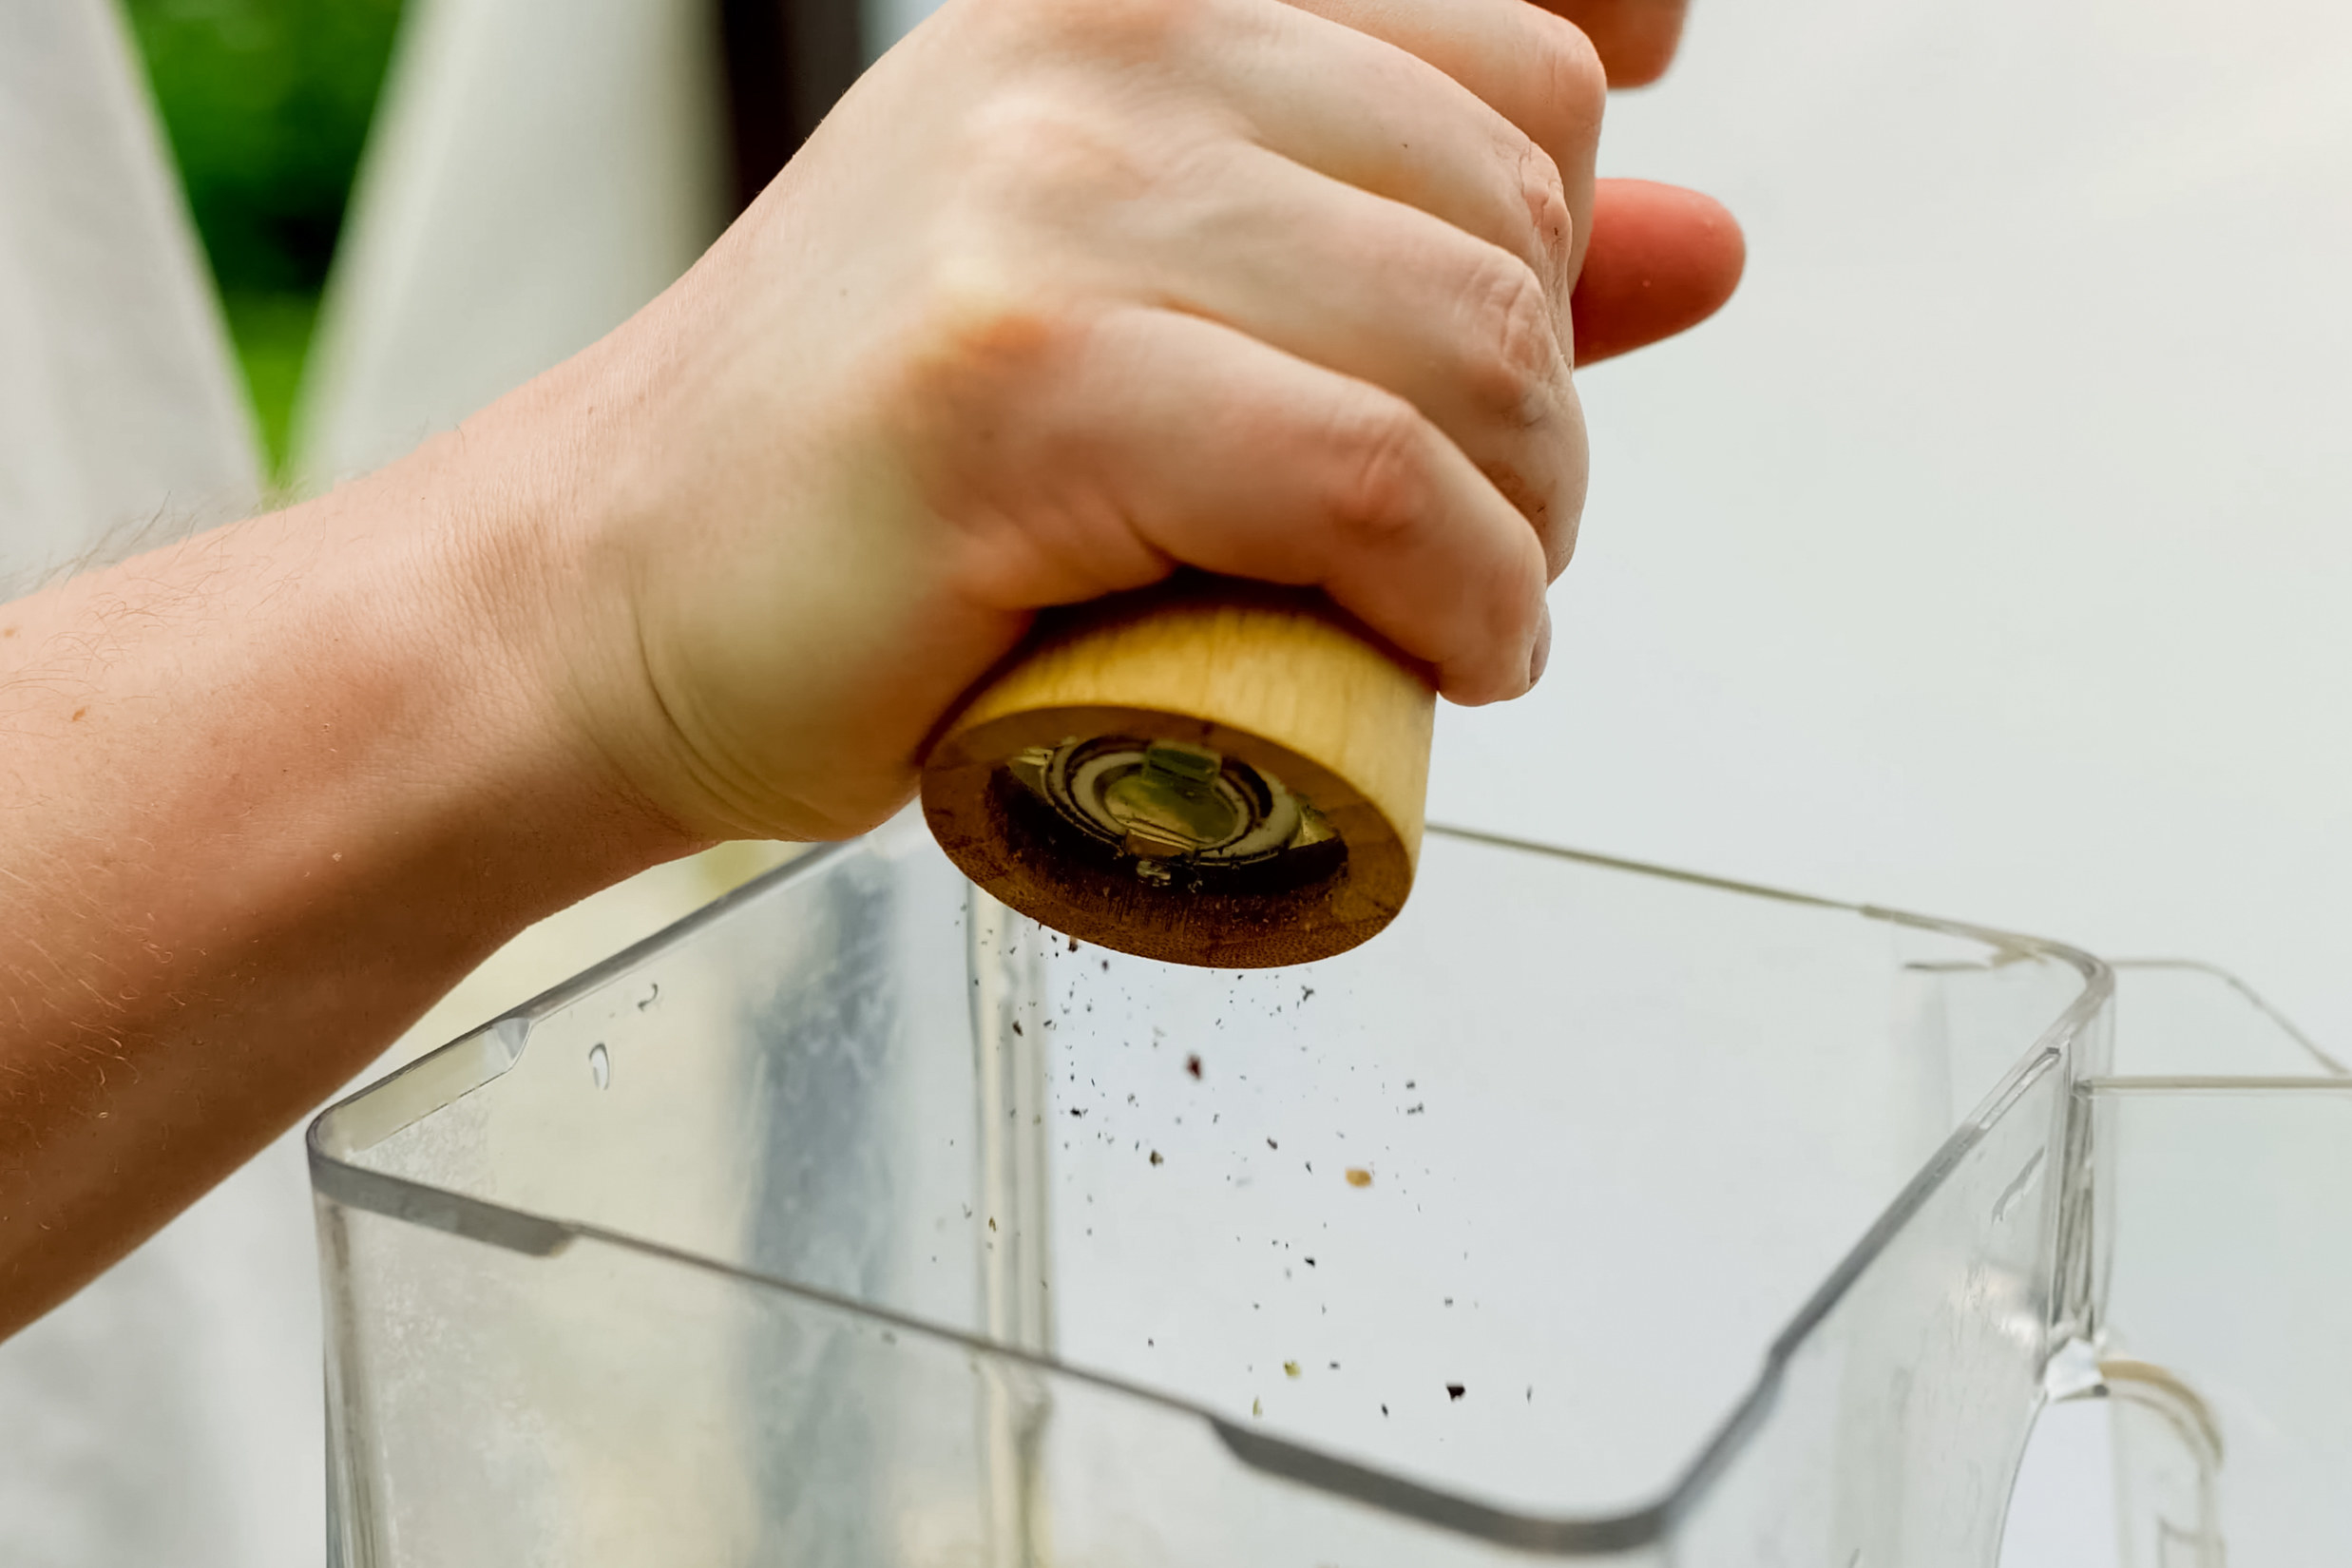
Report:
927,305,1554,704
1570,179,1746,365
1213,0,1583,303
1537,0,1689,87
908,0,1637,703
1119,147,1582,570
1278,0,1606,287
1096,310,1555,703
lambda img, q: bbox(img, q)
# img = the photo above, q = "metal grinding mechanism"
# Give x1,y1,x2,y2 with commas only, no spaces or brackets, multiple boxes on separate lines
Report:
921,574,1434,967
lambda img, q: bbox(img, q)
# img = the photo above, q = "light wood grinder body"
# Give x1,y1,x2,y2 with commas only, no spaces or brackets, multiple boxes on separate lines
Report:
920,576,1434,967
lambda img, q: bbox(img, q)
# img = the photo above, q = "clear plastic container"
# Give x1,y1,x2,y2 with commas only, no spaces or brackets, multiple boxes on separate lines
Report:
315,813,2132,1564
2065,962,2352,1567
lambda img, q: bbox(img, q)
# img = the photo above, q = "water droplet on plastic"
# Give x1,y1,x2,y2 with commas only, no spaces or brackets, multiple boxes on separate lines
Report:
588,1042,610,1089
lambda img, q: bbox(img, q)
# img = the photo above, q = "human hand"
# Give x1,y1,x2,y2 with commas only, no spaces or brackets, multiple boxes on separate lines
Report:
1536,1,1745,364
444,0,1739,848
0,0,1737,1314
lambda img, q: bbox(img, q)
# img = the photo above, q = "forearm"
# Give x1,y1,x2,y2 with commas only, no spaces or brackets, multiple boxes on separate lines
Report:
0,435,698,1333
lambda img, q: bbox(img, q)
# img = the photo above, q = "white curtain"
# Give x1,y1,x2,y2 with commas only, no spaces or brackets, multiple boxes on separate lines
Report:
0,0,256,584
294,0,735,487
0,5,316,1567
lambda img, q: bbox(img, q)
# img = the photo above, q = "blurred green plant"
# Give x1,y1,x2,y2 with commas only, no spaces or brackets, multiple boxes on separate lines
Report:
124,0,406,474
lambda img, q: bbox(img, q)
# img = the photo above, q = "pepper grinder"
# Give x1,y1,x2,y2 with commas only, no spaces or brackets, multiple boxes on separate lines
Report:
921,574,1434,967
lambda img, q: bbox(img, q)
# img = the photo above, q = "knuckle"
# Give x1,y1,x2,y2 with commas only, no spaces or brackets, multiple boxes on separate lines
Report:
1551,508,1582,574
1527,12,1608,138
1444,568,1540,706
1459,257,1561,419
1478,453,1552,538
909,263,1078,403
960,91,1130,201
1482,550,1550,684
1322,392,1438,549
1516,142,1573,278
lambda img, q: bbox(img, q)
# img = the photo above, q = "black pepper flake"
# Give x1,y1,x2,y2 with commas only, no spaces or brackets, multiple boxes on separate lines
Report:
1446,1384,1466,1402
1186,1055,1203,1079
1148,1150,1163,1165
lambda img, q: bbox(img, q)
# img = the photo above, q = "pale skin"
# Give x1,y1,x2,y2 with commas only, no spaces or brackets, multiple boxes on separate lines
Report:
0,0,1740,1334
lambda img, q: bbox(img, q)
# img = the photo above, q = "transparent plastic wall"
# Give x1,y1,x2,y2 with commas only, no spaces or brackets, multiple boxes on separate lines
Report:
313,813,2106,1565
2069,964,2352,1567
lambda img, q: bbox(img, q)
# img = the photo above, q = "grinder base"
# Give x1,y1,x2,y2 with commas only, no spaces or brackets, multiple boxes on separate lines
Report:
919,578,1434,967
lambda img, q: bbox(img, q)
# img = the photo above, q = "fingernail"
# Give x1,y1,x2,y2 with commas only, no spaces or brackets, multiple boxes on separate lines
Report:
1527,603,1554,688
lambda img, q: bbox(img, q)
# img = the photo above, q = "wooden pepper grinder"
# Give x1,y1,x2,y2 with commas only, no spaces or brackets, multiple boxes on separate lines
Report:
920,574,1435,968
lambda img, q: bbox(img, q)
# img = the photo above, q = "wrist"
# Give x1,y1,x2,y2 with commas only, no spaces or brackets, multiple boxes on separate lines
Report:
0,469,705,1324
339,403,717,896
